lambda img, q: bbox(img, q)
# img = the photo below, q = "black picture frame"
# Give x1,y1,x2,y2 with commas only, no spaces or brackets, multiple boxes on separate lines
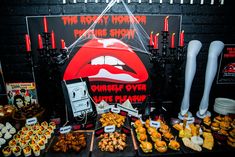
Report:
61,77,97,125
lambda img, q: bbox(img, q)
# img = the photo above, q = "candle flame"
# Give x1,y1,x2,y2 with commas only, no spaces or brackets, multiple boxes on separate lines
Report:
165,16,169,19
172,33,175,35
156,33,159,36
151,31,153,34
182,30,184,33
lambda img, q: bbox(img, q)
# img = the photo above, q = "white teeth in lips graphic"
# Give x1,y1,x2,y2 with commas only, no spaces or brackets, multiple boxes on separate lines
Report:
89,68,138,82
91,56,125,65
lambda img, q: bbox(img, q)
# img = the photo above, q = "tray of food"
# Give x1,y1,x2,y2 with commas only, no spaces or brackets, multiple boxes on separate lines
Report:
92,130,135,157
132,119,183,156
95,112,128,129
1,121,56,157
46,130,93,157
171,114,235,154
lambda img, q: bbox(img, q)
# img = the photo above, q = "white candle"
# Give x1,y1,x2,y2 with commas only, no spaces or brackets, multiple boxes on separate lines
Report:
210,0,214,5
149,0,152,3
180,0,183,4
117,0,120,3
200,0,204,5
170,0,173,4
73,0,76,3
128,0,131,3
106,0,109,3
95,0,98,3
84,0,87,3
220,0,224,5
63,0,66,4
139,0,141,3
190,0,193,4
160,0,163,3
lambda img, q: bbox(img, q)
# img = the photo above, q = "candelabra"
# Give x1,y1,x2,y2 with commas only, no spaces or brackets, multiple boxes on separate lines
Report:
148,30,185,119
36,31,68,123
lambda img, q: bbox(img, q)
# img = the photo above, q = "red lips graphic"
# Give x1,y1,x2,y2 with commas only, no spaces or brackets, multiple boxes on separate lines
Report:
63,38,148,83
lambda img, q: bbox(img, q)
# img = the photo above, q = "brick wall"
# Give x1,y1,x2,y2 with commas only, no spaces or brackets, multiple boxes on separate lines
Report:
0,0,234,112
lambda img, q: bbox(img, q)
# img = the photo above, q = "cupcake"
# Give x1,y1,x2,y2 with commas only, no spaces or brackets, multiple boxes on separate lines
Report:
38,139,45,150
32,144,40,156
41,135,48,144
12,146,22,157
2,146,12,157
45,131,51,139
29,139,36,147
19,139,28,148
49,121,56,130
13,134,21,142
41,121,48,128
23,145,32,157
8,139,17,148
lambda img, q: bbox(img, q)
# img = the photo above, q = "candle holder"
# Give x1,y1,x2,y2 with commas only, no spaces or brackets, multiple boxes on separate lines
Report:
35,31,68,122
149,30,186,114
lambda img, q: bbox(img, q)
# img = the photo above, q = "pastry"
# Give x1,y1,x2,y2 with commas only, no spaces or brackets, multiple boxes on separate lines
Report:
4,131,12,140
211,122,220,131
9,139,17,148
32,144,40,156
2,146,12,157
0,137,6,146
150,131,161,142
154,140,167,153
23,145,32,157
202,132,214,150
168,139,180,151
1,126,8,134
182,137,202,152
140,141,153,153
137,133,147,141
5,122,13,130
12,146,21,157
9,127,16,134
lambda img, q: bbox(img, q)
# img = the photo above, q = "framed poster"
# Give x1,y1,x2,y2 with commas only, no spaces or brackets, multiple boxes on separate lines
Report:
62,78,96,124
217,44,235,84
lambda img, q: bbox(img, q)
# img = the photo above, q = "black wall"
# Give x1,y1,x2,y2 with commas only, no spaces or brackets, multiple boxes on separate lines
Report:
0,0,234,114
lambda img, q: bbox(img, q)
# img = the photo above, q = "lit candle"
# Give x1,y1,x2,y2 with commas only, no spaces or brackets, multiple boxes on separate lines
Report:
154,33,159,49
210,0,214,5
51,30,56,49
200,0,204,5
164,16,169,32
61,39,66,49
180,0,183,4
38,34,43,49
149,31,154,46
25,34,31,52
180,30,184,47
160,0,162,3
190,0,193,4
171,33,175,48
43,16,48,33
220,0,224,5
170,0,173,4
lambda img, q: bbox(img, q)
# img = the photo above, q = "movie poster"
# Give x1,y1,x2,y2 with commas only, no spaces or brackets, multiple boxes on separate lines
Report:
27,14,181,105
5,82,38,108
217,44,235,84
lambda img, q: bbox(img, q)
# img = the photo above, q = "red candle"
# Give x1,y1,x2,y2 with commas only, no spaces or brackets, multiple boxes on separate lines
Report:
43,16,48,33
61,39,66,49
164,16,169,32
25,34,31,52
149,31,153,46
51,30,56,49
180,30,184,47
171,33,175,48
154,33,159,49
38,34,43,49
